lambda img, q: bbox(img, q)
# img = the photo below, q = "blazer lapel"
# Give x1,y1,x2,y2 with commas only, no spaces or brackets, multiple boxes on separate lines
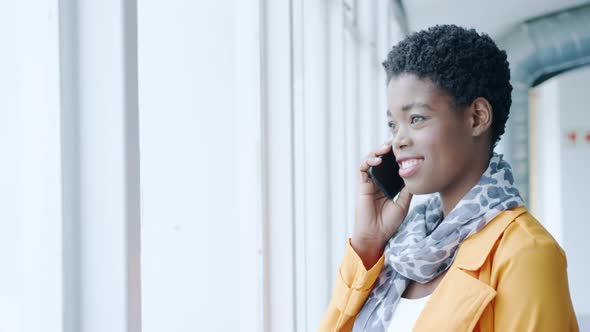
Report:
413,207,528,332
413,266,496,332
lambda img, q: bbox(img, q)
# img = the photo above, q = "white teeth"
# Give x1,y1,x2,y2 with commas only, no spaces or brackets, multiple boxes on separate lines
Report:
400,159,422,169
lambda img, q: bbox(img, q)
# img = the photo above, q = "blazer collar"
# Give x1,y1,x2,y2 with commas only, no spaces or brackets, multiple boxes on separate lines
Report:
453,206,528,271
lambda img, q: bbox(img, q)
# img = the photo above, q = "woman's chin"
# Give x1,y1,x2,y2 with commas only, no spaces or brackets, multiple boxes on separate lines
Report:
403,182,436,196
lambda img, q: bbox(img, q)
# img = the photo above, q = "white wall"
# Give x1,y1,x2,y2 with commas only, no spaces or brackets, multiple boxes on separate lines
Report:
530,78,562,243
532,66,590,328
556,66,590,326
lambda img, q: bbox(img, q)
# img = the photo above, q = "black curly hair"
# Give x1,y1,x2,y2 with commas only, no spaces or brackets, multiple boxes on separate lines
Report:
382,24,512,150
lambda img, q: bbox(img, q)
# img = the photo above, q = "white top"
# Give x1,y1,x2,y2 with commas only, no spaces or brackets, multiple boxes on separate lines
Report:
387,294,432,332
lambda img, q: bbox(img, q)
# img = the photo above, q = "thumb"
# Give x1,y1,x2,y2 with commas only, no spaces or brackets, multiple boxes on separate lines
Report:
394,187,413,214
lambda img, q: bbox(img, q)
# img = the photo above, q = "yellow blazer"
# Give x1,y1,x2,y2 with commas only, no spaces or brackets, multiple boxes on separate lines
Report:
319,206,579,331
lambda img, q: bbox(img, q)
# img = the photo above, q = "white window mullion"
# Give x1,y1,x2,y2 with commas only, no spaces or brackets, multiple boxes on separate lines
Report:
235,0,266,331
291,0,307,330
343,14,361,235
357,0,379,154
263,0,298,330
326,0,349,289
296,0,332,330
59,1,140,331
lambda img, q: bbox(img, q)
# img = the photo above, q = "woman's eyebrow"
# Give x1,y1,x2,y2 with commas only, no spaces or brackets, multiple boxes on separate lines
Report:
386,102,432,117
401,102,432,111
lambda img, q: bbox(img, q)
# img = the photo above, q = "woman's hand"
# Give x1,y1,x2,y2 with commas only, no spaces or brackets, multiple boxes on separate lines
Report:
351,137,413,269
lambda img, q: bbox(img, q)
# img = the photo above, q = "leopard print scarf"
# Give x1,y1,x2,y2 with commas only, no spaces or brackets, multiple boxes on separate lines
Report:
352,152,525,331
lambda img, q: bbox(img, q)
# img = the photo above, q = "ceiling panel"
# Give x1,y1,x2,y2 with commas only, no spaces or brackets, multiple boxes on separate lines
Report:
403,0,590,38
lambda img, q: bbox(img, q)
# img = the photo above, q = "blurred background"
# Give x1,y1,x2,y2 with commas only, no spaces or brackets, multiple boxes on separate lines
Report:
1,0,589,331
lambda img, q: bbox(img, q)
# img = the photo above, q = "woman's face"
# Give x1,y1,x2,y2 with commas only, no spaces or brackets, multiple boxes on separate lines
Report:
386,73,477,196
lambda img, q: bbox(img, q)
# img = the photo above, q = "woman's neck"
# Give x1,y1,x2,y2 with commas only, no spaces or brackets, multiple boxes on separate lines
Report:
440,153,491,218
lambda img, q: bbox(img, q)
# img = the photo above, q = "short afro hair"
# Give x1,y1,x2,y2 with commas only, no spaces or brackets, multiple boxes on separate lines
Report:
382,24,512,150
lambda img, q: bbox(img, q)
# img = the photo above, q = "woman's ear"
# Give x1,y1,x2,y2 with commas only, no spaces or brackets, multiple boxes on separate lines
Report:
470,97,493,137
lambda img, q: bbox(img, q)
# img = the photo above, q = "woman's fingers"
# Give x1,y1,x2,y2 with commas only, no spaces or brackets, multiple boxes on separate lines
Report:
358,156,382,183
359,155,382,171
375,142,391,156
394,187,413,213
358,138,393,183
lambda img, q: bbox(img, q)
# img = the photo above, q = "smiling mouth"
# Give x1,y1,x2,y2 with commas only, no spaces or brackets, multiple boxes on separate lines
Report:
399,158,423,169
398,158,424,177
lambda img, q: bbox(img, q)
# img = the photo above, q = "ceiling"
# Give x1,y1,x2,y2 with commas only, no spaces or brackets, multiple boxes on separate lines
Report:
402,0,590,38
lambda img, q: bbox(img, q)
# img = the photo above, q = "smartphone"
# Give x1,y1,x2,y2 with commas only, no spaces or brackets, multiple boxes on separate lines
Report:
368,149,404,199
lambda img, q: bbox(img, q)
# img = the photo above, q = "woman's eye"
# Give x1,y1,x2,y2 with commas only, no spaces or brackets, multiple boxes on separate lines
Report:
388,116,424,131
411,115,425,124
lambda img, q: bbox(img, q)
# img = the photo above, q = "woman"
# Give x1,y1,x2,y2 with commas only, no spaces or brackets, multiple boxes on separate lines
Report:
320,25,578,331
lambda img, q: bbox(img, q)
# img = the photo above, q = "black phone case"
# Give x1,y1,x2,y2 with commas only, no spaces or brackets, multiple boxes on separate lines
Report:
368,149,404,199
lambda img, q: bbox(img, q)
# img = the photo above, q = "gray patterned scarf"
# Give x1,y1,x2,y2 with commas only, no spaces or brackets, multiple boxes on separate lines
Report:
352,152,525,331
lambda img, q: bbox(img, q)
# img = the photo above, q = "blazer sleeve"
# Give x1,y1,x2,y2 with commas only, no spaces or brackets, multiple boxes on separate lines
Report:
493,240,579,331
318,238,385,332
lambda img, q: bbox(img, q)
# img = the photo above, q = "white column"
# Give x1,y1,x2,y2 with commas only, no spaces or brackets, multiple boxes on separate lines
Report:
60,0,141,331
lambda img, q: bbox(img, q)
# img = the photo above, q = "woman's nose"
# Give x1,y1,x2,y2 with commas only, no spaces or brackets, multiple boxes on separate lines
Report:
392,127,411,150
